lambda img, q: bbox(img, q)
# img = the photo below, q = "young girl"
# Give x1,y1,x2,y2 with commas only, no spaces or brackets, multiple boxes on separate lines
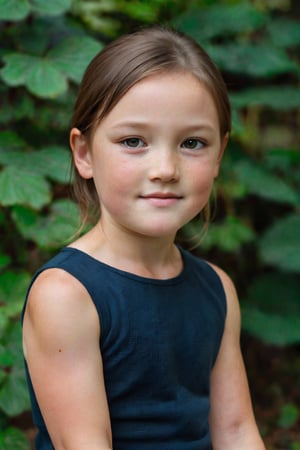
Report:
22,26,266,450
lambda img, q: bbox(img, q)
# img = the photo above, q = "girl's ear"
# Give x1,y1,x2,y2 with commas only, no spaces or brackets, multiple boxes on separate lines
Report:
70,128,93,179
214,132,229,178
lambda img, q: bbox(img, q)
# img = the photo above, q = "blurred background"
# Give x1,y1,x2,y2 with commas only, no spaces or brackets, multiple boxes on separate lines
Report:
0,0,299,449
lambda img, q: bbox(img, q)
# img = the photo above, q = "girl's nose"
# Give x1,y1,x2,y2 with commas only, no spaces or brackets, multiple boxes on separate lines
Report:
148,148,179,183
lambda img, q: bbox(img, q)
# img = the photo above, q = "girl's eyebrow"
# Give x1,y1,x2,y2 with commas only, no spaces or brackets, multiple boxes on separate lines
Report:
111,120,149,130
111,120,216,133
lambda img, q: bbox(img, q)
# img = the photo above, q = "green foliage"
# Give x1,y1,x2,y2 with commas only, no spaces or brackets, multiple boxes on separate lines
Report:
278,403,299,428
0,0,71,21
0,0,103,444
234,160,299,206
0,426,31,450
0,0,299,445
278,403,299,429
0,322,30,416
174,0,300,348
260,214,300,273
1,36,102,98
242,271,300,345
0,291,31,446
13,200,80,248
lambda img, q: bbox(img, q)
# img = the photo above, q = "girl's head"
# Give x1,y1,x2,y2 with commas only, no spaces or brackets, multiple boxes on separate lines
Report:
70,26,231,224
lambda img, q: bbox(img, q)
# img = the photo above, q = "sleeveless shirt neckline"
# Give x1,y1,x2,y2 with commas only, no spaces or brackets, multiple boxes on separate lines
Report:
63,246,188,286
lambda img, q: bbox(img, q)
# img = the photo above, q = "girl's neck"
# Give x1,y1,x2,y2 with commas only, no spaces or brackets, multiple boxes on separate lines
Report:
71,221,183,280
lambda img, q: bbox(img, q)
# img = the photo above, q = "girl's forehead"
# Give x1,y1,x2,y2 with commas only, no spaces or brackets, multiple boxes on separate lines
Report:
127,70,206,94
111,71,215,112
98,72,220,132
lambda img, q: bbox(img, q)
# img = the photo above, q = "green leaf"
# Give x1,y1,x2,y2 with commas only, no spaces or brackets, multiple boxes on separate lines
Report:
30,146,72,183
246,273,300,316
14,19,49,55
12,200,80,248
0,95,35,124
175,3,266,41
0,323,30,416
0,348,15,368
26,58,68,98
3,322,24,364
0,0,71,22
259,214,300,273
0,253,11,271
205,216,255,251
0,0,30,21
0,271,31,318
0,146,71,183
206,43,299,77
36,199,80,247
117,1,159,22
11,205,37,234
30,0,71,16
1,54,36,86
0,367,30,416
264,150,300,187
0,315,9,338
1,53,68,98
0,150,28,167
278,403,299,428
265,149,300,173
268,18,300,48
0,427,30,450
184,215,255,252
242,306,300,346
230,87,300,111
71,0,120,35
0,131,26,150
0,166,51,209
243,271,300,345
49,35,103,83
235,160,299,205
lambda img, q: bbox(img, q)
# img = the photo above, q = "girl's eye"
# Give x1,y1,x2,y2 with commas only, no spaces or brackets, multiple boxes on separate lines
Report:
181,138,205,150
121,138,145,148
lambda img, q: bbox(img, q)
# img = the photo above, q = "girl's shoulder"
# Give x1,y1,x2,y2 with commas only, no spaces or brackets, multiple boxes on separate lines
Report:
23,261,99,360
23,247,98,330
207,262,237,297
207,262,241,327
26,264,93,325
183,249,239,319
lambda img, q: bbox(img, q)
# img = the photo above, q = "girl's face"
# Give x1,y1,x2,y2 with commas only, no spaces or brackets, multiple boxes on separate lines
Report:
71,72,228,240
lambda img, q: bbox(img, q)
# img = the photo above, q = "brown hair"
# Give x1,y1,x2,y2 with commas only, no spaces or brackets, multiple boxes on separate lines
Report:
70,26,231,225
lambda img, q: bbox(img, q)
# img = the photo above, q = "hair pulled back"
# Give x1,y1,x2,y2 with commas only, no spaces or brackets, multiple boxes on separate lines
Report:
70,26,231,225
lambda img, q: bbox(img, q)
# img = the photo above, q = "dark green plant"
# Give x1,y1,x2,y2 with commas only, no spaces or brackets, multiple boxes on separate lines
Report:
175,1,300,346
0,0,103,446
278,403,299,429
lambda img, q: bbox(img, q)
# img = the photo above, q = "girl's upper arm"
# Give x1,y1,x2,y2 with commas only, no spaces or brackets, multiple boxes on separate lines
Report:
209,265,265,450
22,268,112,450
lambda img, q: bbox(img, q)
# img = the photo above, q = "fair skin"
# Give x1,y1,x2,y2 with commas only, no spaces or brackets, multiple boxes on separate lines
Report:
23,72,265,449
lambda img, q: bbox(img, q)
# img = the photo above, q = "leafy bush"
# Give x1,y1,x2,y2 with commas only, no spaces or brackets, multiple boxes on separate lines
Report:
0,0,103,446
0,0,299,446
175,1,300,346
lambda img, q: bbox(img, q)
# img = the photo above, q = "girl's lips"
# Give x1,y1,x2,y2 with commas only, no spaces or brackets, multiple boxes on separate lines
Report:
140,193,182,207
142,192,181,198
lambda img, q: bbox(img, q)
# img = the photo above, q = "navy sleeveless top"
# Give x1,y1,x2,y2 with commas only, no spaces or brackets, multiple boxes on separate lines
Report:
22,246,226,450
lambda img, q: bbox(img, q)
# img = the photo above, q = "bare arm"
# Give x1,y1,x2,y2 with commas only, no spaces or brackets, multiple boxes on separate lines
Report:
23,269,112,450
209,266,266,450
